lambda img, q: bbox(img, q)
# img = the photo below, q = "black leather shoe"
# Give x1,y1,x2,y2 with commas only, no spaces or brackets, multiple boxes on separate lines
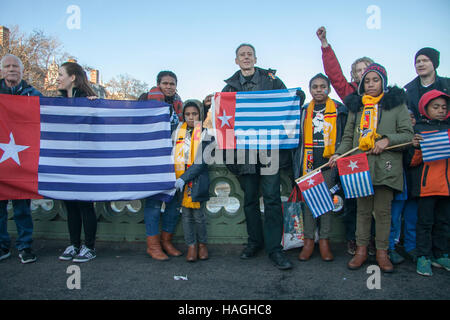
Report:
269,251,293,270
240,245,261,259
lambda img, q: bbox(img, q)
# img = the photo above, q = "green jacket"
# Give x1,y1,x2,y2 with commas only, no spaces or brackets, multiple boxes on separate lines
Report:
335,87,414,192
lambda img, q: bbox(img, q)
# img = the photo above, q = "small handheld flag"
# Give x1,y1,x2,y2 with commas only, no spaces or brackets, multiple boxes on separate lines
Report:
336,153,374,198
419,129,450,162
297,170,334,218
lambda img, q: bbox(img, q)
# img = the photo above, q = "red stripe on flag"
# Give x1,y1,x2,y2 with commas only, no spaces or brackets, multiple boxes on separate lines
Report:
336,153,370,176
297,171,325,192
0,94,41,200
214,92,236,149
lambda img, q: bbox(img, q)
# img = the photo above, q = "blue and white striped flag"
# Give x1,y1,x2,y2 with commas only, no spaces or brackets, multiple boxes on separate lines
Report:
297,170,334,218
419,129,450,162
213,88,301,149
0,95,176,201
337,153,374,199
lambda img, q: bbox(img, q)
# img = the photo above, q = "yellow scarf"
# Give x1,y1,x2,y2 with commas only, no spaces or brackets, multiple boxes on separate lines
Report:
302,97,337,173
359,93,384,151
174,122,202,209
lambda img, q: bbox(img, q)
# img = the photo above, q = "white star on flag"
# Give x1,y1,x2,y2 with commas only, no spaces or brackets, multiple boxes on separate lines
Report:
307,178,315,186
348,160,359,171
0,132,29,166
218,110,232,128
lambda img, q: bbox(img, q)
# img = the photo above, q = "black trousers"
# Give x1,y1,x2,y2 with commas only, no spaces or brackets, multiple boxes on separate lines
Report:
64,201,97,249
238,171,283,255
416,196,450,259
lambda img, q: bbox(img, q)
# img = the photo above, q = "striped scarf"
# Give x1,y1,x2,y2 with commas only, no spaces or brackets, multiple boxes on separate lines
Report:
302,97,337,174
174,122,203,209
359,93,384,151
147,86,183,121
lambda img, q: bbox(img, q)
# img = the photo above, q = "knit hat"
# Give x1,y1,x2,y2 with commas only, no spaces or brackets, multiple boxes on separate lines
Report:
415,47,440,69
358,63,388,96
418,89,450,120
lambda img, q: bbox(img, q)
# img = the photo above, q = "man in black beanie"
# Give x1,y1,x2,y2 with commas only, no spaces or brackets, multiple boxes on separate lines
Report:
404,47,449,120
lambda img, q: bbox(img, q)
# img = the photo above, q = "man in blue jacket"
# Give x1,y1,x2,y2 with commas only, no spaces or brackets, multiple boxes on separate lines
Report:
0,54,41,264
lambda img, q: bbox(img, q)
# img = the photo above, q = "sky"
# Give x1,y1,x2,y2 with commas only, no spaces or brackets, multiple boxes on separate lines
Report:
1,0,449,102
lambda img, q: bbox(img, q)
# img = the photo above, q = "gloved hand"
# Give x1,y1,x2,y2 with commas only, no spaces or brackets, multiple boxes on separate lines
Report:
175,178,185,192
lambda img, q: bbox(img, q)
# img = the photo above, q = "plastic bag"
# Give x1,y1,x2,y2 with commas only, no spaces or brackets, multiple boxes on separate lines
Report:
281,185,304,250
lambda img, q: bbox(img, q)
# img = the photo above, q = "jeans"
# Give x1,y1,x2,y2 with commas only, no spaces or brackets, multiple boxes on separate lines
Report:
237,170,283,255
416,196,449,259
0,200,33,250
182,204,207,246
389,198,418,252
144,193,181,236
343,198,357,241
64,201,97,249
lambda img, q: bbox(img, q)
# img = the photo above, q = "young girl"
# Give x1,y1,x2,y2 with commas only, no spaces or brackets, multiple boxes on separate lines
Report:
56,62,98,263
412,89,450,276
329,63,414,273
174,100,211,262
293,73,348,262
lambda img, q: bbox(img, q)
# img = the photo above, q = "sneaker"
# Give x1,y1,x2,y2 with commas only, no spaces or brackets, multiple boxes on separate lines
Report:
59,245,80,261
0,248,11,261
416,256,432,276
73,245,96,263
347,240,356,255
19,248,37,264
388,249,405,265
431,254,450,271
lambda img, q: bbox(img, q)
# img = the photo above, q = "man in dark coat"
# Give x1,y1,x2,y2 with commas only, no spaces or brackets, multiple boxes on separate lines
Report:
404,47,449,121
222,43,296,270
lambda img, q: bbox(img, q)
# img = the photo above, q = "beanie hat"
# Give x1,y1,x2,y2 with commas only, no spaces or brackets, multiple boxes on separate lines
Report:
358,63,388,96
418,89,450,120
415,47,440,70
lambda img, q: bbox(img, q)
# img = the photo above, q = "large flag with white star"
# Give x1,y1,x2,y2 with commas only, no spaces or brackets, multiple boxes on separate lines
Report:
297,170,334,218
212,88,301,149
336,153,374,198
0,94,176,201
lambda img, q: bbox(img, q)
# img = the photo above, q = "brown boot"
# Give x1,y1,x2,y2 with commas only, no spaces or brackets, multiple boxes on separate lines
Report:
298,238,314,261
376,249,394,273
146,235,169,261
161,231,182,257
198,243,209,260
319,239,334,261
186,244,198,262
348,246,367,270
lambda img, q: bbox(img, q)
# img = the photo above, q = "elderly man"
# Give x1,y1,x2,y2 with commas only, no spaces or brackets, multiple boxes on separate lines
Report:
0,54,41,264
222,43,297,270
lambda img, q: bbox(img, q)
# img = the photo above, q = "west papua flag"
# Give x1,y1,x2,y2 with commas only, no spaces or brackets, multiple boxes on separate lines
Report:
419,129,450,162
0,94,176,201
336,153,374,198
212,88,301,150
297,170,334,218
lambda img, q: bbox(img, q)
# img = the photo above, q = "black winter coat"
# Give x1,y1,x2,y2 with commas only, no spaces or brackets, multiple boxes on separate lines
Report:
222,67,292,175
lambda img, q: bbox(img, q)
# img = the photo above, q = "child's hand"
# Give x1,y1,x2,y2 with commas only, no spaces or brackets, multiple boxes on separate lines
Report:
412,134,423,148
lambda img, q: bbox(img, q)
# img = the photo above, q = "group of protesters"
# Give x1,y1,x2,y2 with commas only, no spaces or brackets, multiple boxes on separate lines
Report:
0,26,448,277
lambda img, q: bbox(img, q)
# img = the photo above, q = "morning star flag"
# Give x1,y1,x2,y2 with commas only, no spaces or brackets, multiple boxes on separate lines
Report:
419,129,450,162
336,153,374,199
212,88,301,149
297,170,334,218
0,94,176,201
